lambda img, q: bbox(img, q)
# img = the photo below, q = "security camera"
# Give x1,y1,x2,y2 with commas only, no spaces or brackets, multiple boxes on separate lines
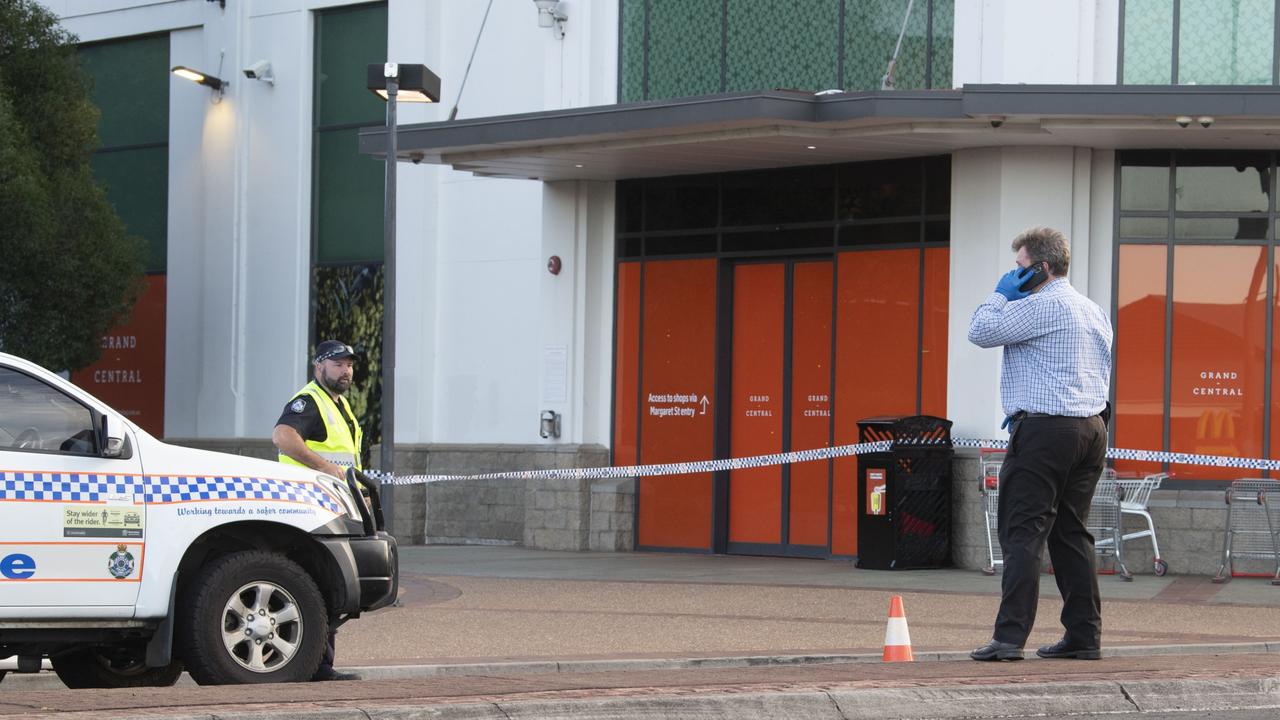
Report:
1175,115,1192,128
1198,116,1214,128
242,60,274,85
989,116,1005,129
533,0,567,34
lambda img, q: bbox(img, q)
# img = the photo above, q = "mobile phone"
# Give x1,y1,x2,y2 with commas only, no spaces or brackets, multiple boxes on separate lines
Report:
1018,261,1049,292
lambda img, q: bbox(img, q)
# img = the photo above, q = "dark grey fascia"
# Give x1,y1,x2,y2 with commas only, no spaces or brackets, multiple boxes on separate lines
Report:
358,84,1280,160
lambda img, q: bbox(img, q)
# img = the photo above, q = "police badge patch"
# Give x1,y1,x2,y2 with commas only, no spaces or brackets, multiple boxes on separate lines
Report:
291,398,307,413
108,544,135,579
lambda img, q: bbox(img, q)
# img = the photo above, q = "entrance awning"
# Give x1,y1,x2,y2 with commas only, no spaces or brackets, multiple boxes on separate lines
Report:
357,84,1280,181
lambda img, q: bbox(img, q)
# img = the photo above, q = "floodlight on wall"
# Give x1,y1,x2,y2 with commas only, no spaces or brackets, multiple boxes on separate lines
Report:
366,63,441,103
533,0,568,39
171,66,226,93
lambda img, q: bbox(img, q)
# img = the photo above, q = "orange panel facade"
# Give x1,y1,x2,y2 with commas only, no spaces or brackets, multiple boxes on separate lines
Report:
612,262,642,467
789,262,834,547
1114,245,1168,475
729,264,786,545
637,259,718,550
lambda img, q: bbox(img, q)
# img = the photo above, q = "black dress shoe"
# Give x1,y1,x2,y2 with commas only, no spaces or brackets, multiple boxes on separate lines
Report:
969,639,1024,661
312,667,359,681
1036,638,1101,660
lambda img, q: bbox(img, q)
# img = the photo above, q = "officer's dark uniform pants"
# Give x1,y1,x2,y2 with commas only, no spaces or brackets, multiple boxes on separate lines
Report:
994,414,1107,648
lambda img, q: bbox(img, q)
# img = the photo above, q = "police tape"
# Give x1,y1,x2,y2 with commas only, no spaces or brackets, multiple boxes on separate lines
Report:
357,438,1280,486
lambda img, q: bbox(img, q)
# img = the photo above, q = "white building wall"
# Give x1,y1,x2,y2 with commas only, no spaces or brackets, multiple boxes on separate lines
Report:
953,0,1118,85
52,0,621,449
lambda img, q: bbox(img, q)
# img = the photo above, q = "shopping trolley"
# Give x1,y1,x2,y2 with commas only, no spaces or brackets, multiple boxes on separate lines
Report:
1089,470,1131,581
1113,472,1169,576
1212,478,1280,585
978,449,1004,575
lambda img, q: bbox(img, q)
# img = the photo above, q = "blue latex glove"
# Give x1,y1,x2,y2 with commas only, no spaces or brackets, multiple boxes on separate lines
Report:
995,266,1035,301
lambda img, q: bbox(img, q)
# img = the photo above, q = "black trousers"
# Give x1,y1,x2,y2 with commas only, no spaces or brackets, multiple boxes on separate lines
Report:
993,414,1107,648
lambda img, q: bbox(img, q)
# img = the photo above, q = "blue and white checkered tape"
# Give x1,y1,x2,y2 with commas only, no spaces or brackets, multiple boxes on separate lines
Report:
356,439,1280,486
0,472,341,514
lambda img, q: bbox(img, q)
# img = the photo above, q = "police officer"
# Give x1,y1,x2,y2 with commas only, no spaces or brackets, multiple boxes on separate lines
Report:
272,339,363,681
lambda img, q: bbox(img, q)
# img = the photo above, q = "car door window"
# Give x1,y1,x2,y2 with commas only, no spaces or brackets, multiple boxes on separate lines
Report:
0,367,98,455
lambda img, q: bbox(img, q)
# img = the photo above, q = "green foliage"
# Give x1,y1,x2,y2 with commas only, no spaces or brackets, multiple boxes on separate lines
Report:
0,0,145,370
313,264,383,465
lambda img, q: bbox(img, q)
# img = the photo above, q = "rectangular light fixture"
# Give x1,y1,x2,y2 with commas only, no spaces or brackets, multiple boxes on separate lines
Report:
366,63,441,103
171,65,224,91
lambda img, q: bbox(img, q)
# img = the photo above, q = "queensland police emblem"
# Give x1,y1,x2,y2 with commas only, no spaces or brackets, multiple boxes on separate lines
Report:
291,398,307,413
108,544,135,579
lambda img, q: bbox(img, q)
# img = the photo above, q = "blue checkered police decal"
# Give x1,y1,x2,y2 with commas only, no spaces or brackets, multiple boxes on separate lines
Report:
0,472,340,514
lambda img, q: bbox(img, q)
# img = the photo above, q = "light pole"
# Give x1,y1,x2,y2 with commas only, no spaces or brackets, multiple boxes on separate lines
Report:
366,62,441,536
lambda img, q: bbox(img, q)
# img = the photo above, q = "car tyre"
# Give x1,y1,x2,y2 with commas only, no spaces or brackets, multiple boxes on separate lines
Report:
178,550,327,685
52,648,183,689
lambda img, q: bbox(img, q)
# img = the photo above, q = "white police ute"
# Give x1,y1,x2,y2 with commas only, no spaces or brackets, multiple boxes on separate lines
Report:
0,352,397,687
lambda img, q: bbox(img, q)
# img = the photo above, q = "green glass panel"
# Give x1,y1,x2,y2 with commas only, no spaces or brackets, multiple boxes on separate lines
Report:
1179,0,1273,85
79,34,169,148
726,0,839,93
1120,165,1169,211
845,0,930,91
1173,217,1267,239
1122,0,1173,84
930,0,953,88
1118,217,1168,238
620,0,647,101
91,147,168,272
649,0,721,99
1175,160,1269,212
315,2,388,128
315,128,385,264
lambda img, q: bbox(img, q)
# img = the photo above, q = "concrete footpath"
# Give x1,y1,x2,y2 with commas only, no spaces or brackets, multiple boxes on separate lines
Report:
2,546,1279,718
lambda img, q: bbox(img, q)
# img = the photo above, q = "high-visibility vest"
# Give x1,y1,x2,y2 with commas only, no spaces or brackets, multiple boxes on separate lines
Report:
278,381,363,471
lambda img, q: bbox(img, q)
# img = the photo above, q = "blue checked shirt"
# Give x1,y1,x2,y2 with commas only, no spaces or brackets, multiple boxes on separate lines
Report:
968,277,1113,418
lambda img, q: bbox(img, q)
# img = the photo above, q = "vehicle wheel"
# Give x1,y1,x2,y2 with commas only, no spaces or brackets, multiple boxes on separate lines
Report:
51,648,183,689
177,550,327,685
1154,559,1169,577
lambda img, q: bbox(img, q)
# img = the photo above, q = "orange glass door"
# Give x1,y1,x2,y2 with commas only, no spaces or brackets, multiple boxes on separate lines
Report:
727,260,832,556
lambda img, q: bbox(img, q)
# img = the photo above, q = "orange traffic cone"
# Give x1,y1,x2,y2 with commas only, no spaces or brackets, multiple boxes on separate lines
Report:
882,595,914,662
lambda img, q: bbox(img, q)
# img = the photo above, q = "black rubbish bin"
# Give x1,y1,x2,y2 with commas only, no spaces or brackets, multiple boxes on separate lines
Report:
855,415,953,570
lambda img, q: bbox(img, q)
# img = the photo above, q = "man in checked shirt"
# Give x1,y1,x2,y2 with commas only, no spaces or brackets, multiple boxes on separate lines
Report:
966,227,1113,663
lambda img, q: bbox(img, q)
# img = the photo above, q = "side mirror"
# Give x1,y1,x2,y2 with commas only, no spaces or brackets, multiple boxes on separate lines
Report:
101,413,126,458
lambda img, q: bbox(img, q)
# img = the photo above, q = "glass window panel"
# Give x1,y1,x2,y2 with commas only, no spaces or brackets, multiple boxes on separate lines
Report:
648,0,721,100
845,0,929,91
1122,0,1173,84
924,155,951,215
619,236,643,258
929,0,954,88
721,228,830,252
1113,245,1167,475
1120,164,1169,211
315,2,388,128
1178,0,1274,86
1168,245,1267,479
617,181,643,233
619,0,647,102
837,222,919,246
0,367,98,455
1175,153,1270,212
91,147,169,272
645,234,717,256
923,220,949,243
838,158,923,220
726,0,840,93
1174,217,1267,240
79,34,169,148
644,174,718,231
722,165,835,226
1119,217,1169,238
315,128,385,264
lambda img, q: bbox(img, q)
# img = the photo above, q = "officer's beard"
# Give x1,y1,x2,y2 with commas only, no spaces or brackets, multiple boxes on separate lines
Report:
319,371,352,396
